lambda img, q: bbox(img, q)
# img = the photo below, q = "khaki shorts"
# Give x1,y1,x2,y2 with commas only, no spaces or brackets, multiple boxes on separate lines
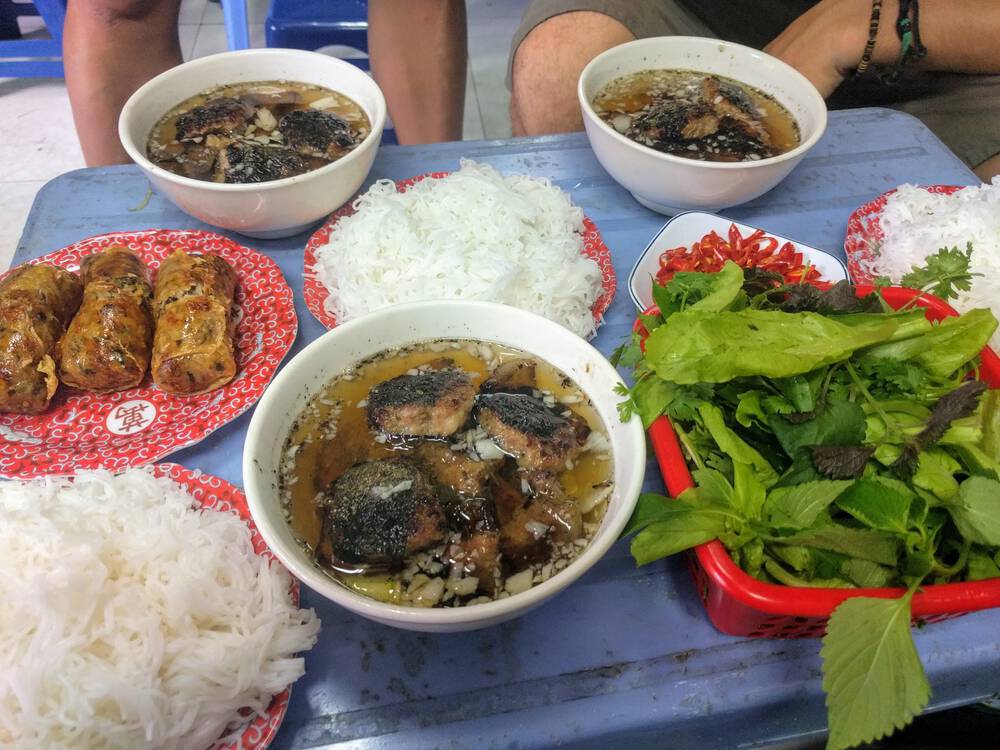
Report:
508,0,1000,167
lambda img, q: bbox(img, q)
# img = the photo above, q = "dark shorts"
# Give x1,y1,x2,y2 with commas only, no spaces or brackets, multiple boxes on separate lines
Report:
508,0,1000,166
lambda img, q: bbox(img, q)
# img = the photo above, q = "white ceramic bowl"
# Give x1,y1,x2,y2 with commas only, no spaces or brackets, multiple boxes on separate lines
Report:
628,211,849,310
119,48,386,239
243,301,647,632
578,37,827,215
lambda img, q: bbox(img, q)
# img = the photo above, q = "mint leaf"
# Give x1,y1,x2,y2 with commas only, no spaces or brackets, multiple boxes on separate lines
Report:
821,590,930,750
765,480,854,529
835,477,913,535
945,476,1000,546
629,502,733,565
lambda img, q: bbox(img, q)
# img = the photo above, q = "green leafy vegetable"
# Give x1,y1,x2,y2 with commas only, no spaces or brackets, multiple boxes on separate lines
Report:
629,498,734,566
811,445,876,479
834,478,912,535
900,242,979,301
644,309,901,384
944,476,1000,546
617,263,1000,748
821,589,930,750
765,480,854,529
780,525,901,567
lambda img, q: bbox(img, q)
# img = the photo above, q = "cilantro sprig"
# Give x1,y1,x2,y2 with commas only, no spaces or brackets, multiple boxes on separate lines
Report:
900,242,980,301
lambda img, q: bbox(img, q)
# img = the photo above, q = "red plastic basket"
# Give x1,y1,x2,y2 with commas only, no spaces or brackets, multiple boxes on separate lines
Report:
640,285,1000,638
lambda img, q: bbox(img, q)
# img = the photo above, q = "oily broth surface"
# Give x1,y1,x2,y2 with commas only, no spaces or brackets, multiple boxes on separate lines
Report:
592,69,801,157
147,79,371,179
279,339,614,605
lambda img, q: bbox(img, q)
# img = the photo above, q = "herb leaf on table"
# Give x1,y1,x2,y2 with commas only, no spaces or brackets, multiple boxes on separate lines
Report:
821,589,930,750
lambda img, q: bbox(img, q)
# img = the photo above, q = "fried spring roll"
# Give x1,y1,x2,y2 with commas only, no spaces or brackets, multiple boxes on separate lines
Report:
0,264,82,414
151,251,239,396
58,247,154,393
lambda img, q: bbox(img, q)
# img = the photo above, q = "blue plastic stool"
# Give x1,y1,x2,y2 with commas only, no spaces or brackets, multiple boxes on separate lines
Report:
0,0,247,78
264,0,396,144
0,0,65,77
265,0,368,62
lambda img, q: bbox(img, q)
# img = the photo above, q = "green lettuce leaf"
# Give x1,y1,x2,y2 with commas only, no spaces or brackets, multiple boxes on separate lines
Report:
644,309,901,385
821,590,930,750
698,402,779,487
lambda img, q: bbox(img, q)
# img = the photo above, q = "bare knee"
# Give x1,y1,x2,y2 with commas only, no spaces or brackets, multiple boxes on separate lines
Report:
77,0,180,27
510,10,633,137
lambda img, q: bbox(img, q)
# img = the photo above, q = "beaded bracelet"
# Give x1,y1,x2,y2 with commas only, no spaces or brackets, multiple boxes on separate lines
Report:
880,0,929,84
854,0,883,79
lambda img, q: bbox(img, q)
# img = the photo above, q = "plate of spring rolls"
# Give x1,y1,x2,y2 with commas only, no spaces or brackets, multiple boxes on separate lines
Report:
0,229,297,478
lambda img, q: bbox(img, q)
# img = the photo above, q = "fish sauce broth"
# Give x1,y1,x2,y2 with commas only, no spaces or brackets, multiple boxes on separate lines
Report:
592,70,800,162
147,80,370,183
279,339,615,608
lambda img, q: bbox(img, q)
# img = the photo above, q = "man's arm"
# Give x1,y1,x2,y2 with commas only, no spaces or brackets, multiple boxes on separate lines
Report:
765,0,1000,98
368,0,467,144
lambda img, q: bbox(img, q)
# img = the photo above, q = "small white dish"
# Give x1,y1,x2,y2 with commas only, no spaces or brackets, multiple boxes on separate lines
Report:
243,300,646,632
628,211,849,310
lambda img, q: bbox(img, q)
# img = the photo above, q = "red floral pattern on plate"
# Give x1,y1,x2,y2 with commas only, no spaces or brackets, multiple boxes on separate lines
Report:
153,463,296,750
0,230,297,479
302,172,617,333
844,185,966,282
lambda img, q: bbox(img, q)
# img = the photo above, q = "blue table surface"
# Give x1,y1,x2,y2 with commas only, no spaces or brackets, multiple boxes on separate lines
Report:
13,109,999,750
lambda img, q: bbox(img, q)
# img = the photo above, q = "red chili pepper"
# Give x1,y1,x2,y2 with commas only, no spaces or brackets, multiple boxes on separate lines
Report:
655,223,822,285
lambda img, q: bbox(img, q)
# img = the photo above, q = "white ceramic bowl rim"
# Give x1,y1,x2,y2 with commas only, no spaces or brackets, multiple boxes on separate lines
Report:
578,36,828,171
243,300,647,626
118,48,387,193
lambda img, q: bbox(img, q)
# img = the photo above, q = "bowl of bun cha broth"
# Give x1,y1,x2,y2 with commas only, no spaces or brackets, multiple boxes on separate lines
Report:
243,301,646,632
119,49,386,239
578,36,827,215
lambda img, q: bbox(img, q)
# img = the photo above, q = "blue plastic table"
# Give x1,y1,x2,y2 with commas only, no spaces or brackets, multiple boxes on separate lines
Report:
12,109,999,750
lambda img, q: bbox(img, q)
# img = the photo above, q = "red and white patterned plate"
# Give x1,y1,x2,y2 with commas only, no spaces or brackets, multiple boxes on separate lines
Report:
302,172,617,333
0,230,297,479
149,463,296,750
844,184,966,282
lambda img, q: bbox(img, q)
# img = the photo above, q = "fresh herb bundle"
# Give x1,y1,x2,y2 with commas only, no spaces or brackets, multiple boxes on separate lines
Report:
615,259,1000,749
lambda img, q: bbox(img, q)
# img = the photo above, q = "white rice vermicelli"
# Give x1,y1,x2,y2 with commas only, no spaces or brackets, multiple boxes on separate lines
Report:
0,469,319,750
313,159,605,338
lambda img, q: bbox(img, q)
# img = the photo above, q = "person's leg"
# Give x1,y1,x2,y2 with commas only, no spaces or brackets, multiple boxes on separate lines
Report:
64,0,183,166
975,153,1000,182
368,0,467,144
508,0,713,137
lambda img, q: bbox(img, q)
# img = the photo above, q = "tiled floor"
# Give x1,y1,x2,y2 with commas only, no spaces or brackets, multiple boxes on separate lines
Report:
0,0,529,270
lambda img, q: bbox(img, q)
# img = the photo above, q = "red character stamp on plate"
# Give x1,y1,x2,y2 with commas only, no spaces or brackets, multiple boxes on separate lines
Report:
106,399,157,435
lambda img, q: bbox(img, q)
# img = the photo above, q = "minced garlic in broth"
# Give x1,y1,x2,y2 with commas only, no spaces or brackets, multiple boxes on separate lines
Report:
279,338,614,607
147,79,370,180
592,69,800,160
